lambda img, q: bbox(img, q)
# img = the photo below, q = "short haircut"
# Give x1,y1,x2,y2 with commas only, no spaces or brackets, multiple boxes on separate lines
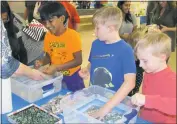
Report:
92,6,122,30
135,32,171,58
39,2,68,24
128,25,148,48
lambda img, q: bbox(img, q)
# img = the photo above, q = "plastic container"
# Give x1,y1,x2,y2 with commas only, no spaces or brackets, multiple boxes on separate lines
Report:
11,72,63,103
60,85,139,123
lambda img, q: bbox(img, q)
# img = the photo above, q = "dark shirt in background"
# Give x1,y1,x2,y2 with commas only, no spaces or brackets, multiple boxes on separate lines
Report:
25,1,36,23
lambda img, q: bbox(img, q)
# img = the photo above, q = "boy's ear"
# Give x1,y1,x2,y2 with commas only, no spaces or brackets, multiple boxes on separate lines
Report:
60,15,65,23
108,25,116,32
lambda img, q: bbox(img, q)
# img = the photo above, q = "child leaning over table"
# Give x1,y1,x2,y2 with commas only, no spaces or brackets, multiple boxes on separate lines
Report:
131,32,176,123
79,6,136,119
34,2,85,92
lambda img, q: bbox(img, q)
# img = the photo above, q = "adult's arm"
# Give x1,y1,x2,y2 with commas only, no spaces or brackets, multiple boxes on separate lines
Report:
1,19,20,79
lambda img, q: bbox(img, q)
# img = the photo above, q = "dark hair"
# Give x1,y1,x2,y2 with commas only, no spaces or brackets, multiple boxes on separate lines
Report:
117,1,133,24
1,1,17,38
39,2,69,25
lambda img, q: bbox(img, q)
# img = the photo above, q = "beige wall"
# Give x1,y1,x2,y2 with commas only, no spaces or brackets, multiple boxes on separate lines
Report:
8,1,25,13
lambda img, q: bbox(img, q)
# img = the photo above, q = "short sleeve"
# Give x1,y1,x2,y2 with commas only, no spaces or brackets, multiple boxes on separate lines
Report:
131,14,137,26
0,19,20,79
121,46,136,74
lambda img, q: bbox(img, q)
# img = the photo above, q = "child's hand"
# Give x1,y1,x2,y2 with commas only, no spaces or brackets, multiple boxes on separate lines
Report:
78,68,90,79
89,106,110,121
42,65,57,75
29,69,46,80
34,60,43,69
131,93,145,107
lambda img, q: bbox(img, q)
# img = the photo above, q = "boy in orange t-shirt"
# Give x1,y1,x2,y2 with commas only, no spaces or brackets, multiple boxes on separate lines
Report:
35,2,85,92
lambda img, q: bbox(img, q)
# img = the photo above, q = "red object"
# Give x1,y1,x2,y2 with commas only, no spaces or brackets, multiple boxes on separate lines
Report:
140,67,176,123
60,2,80,30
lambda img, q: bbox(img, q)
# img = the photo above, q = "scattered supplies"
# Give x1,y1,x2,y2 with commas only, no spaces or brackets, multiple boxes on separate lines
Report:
84,105,122,123
7,104,62,124
61,85,140,123
41,93,71,115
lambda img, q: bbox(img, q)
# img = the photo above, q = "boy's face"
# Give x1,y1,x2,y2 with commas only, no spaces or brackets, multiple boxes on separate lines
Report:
137,47,166,73
94,23,110,41
43,16,65,36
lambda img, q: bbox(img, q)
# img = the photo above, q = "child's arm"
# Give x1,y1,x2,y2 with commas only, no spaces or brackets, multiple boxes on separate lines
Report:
90,45,136,119
101,73,136,113
79,63,91,79
145,95,176,115
91,73,136,119
42,52,51,65
55,50,82,71
132,75,176,116
34,52,50,68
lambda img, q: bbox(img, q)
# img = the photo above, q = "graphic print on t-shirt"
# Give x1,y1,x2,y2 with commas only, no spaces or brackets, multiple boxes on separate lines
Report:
49,41,70,76
49,41,66,64
93,67,114,88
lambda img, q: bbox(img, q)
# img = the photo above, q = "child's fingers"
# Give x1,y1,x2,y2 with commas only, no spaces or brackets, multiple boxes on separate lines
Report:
131,95,137,105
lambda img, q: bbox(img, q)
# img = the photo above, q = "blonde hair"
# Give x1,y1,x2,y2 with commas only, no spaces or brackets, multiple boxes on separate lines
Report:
135,32,171,58
92,6,123,30
128,24,148,48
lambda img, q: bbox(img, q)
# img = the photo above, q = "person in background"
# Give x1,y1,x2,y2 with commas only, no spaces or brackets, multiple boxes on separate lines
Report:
131,32,176,123
59,1,80,31
147,1,176,52
24,1,36,23
35,2,85,92
1,1,28,65
126,26,148,96
117,1,137,41
146,1,158,25
0,18,46,80
79,6,136,119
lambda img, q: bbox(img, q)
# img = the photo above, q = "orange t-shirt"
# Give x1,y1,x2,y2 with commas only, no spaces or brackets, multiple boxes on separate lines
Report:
60,1,80,29
44,28,81,76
